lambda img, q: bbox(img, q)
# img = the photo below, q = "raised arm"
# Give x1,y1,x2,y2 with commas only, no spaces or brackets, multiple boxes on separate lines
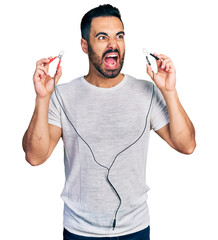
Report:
147,54,196,154
22,57,62,166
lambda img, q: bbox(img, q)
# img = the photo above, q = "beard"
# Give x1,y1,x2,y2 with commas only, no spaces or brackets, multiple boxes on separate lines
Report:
88,44,125,79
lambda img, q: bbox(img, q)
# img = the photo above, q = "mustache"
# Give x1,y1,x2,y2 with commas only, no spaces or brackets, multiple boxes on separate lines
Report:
102,49,120,60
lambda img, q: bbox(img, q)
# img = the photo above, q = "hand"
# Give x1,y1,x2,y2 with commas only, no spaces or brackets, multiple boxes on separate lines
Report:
33,57,62,98
146,54,176,93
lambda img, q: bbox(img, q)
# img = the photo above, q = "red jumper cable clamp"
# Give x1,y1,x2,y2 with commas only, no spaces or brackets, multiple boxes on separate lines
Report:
49,50,64,70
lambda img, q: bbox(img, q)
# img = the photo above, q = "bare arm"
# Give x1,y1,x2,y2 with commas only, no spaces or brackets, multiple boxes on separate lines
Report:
147,53,196,154
156,90,196,154
22,57,62,166
22,97,62,165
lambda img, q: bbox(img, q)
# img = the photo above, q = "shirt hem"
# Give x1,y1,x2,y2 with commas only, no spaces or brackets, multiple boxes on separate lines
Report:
63,222,150,238
48,120,62,128
153,118,170,131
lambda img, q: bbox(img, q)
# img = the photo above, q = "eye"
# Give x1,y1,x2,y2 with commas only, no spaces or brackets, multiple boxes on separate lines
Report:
98,35,107,40
116,34,124,40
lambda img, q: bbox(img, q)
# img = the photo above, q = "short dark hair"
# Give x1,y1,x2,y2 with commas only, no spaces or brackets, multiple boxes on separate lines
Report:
81,4,123,42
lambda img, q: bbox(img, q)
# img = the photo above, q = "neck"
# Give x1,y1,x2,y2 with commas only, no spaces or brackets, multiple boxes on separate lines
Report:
84,66,124,88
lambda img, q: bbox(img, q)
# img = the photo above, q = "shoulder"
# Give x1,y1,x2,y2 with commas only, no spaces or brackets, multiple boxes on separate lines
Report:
125,74,154,93
51,77,82,102
56,77,81,92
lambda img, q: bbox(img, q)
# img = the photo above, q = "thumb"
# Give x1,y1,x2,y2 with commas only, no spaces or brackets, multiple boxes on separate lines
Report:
54,66,62,85
146,64,154,80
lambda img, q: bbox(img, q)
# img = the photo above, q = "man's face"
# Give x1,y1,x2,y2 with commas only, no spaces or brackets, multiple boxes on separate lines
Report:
87,16,125,78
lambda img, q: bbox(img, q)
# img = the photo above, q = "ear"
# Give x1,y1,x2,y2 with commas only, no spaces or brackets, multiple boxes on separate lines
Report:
81,38,88,54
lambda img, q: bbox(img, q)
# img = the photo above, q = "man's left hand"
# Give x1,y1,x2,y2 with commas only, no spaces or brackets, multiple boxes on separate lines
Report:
146,54,176,93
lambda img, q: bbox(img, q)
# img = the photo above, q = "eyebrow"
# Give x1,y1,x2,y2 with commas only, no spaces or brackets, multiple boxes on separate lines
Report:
95,32,108,38
95,31,125,38
116,31,125,36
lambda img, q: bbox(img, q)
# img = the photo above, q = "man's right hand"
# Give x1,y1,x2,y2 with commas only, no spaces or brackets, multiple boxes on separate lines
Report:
33,57,62,98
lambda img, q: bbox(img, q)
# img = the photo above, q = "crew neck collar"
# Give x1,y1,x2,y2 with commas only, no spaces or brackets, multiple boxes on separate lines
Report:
81,74,127,92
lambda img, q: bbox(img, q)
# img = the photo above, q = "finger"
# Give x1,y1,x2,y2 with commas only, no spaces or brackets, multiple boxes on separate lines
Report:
146,64,155,80
57,66,62,78
152,52,160,60
36,58,50,67
153,53,162,68
34,69,45,81
160,58,171,69
37,65,49,76
54,66,62,85
165,62,169,72
43,56,54,73
157,54,169,60
165,61,174,72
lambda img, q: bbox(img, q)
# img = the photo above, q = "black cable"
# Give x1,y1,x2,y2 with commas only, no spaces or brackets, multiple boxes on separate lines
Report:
53,71,155,230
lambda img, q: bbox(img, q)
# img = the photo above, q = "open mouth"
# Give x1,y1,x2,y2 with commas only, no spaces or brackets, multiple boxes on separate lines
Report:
104,53,119,68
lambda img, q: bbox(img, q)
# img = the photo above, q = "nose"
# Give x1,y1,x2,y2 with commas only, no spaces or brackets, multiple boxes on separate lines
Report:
107,38,118,50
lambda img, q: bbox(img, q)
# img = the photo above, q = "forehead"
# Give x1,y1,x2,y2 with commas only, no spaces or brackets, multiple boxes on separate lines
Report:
90,16,124,35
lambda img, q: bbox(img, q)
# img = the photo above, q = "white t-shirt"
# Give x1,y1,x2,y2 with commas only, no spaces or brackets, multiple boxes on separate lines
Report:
48,74,169,237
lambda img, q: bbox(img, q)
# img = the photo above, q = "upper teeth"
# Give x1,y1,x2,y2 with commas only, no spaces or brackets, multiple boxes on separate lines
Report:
107,54,117,58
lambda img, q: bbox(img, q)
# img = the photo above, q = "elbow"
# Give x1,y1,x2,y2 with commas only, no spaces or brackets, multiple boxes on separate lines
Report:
186,138,197,155
22,135,49,166
25,155,40,166
179,141,196,155
183,146,195,155
25,152,46,166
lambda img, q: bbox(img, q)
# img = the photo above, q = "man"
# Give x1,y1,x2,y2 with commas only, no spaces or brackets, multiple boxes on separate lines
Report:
22,4,196,240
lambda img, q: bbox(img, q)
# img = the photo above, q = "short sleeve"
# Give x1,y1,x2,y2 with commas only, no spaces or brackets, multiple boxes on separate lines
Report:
150,85,169,131
48,91,62,128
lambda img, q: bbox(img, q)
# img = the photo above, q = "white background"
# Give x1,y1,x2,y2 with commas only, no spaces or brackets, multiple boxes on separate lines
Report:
0,0,217,239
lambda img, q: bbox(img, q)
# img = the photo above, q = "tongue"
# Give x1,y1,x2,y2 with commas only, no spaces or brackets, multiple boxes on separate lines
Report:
105,57,116,65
